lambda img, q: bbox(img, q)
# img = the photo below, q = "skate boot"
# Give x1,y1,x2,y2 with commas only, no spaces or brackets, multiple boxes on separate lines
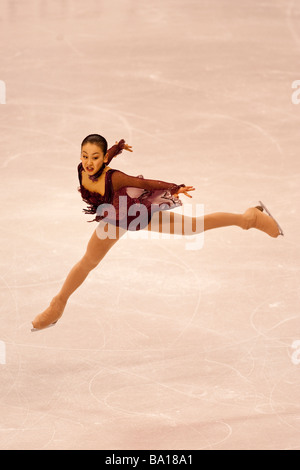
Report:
31,296,66,331
258,200,284,236
242,202,283,238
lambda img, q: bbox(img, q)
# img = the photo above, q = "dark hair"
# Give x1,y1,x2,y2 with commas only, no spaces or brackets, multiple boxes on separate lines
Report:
81,134,107,155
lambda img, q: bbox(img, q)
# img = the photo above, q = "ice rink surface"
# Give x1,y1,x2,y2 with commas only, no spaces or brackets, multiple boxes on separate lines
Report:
0,0,300,450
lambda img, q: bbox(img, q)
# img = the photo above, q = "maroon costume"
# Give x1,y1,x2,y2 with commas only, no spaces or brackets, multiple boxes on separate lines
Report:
78,140,185,231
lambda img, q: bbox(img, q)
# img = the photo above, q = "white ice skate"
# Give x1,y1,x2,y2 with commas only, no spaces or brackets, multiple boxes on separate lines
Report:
258,200,284,237
31,322,57,333
31,296,66,332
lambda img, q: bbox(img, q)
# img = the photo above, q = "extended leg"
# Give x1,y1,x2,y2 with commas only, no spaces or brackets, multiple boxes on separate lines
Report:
146,210,244,235
145,205,281,238
31,225,126,330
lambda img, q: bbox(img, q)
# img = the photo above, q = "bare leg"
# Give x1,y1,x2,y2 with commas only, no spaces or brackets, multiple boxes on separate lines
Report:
31,224,126,329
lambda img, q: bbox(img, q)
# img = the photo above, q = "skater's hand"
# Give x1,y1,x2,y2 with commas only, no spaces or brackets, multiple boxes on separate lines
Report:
104,140,133,165
115,141,133,153
176,186,195,198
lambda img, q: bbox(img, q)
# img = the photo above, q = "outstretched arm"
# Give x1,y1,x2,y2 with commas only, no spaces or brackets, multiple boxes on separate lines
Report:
111,170,193,196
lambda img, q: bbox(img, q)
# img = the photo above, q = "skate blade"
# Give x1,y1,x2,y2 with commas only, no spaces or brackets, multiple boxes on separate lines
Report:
258,200,284,236
31,322,57,333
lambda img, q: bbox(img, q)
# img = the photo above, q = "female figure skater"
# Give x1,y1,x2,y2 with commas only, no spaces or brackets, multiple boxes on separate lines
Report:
31,135,283,331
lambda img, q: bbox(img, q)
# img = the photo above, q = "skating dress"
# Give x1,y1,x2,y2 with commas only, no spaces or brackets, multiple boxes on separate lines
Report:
77,141,185,231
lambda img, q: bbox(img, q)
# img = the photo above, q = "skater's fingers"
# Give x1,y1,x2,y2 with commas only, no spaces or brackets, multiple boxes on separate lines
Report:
177,186,195,197
179,186,195,191
124,144,133,152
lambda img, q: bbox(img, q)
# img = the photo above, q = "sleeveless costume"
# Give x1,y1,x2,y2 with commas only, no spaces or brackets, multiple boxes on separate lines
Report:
77,139,186,231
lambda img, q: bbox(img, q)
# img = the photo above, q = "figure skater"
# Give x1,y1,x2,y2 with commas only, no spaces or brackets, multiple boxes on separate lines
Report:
31,135,284,331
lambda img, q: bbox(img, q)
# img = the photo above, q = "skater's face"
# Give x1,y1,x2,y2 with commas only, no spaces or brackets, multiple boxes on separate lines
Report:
81,142,107,176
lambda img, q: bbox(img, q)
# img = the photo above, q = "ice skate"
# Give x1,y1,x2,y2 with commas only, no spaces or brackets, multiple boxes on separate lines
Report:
258,200,284,237
31,296,66,331
241,203,282,238
31,322,57,333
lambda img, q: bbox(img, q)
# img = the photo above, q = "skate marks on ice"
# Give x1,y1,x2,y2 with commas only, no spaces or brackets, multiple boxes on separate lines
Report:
286,0,300,49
